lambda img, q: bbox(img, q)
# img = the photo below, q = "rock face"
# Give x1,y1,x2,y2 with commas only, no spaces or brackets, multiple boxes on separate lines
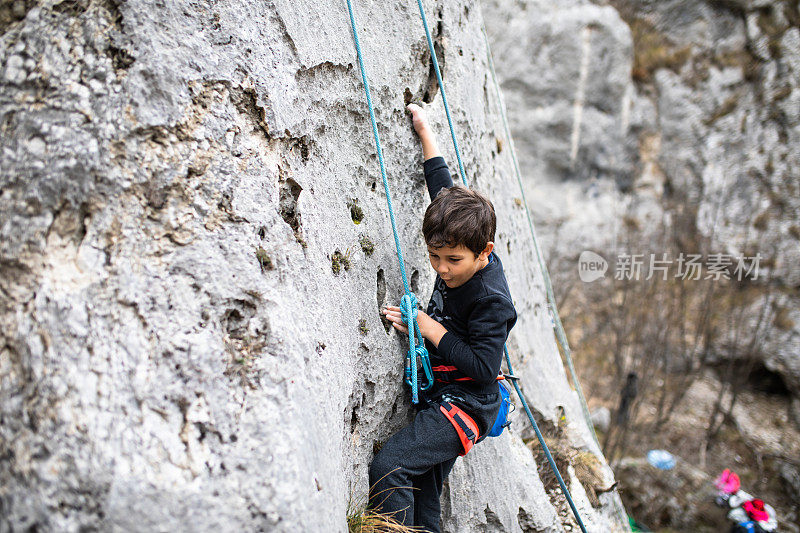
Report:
0,1,627,531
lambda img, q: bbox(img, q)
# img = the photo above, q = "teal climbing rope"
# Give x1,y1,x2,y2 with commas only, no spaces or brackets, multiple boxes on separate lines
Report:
414,0,468,187
413,3,587,531
345,0,433,404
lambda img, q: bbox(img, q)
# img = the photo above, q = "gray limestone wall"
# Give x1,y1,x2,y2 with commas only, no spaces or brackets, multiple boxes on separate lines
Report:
0,0,627,531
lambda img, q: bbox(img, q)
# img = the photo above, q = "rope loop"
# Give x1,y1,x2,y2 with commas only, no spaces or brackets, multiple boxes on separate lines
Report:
400,293,419,325
400,292,434,401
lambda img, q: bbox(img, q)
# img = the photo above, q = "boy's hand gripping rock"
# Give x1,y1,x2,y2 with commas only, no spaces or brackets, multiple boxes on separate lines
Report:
406,103,442,161
406,103,430,136
381,305,447,347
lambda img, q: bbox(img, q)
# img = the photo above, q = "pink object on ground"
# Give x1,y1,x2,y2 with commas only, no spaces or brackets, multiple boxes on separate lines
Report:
743,499,770,522
715,468,741,494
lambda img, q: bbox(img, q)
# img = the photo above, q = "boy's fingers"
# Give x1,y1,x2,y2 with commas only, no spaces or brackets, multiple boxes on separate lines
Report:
392,322,408,333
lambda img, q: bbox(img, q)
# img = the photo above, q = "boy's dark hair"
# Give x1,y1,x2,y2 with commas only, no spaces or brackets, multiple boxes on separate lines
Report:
422,186,496,257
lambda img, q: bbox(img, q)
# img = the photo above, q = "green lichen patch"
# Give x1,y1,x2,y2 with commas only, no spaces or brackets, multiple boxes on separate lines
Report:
224,334,266,389
332,248,352,274
255,246,273,271
349,199,365,224
359,319,369,335
359,235,374,257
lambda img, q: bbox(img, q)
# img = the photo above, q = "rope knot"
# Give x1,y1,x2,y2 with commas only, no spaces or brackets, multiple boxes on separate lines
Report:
400,293,419,325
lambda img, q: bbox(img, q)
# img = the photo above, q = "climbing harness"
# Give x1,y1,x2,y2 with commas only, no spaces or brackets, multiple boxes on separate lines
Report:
431,365,505,384
345,1,588,530
432,367,512,439
439,400,480,456
344,0,433,405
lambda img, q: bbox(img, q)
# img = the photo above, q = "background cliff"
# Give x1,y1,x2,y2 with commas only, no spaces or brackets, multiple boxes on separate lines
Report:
484,0,799,529
0,0,628,531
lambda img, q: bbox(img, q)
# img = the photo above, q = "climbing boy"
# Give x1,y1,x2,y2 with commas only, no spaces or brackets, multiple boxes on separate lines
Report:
369,103,517,532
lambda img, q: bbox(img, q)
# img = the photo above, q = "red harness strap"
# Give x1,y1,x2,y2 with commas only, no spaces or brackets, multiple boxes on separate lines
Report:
439,401,480,456
432,365,506,383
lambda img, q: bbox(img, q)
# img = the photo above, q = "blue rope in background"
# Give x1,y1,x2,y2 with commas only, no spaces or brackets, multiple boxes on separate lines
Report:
482,24,632,530
414,0,468,187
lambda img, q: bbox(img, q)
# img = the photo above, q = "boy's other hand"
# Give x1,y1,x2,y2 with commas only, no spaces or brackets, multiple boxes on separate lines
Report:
381,305,411,335
381,305,447,348
406,103,430,136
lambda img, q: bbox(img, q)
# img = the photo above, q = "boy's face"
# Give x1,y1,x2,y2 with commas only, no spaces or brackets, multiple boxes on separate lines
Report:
427,242,494,288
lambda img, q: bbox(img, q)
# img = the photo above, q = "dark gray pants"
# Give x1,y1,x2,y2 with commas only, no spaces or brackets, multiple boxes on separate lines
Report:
368,404,462,532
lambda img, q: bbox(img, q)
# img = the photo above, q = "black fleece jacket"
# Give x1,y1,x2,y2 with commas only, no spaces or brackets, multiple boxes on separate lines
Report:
421,156,518,396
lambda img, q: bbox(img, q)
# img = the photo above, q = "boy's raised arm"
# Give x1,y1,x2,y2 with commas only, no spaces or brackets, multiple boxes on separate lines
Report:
407,104,453,201
423,157,453,202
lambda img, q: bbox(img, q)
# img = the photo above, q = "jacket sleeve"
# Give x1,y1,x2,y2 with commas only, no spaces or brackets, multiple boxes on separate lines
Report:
423,156,453,201
436,294,517,384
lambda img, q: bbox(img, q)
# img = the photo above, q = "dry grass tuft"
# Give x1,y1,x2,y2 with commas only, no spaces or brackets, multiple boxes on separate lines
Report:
346,485,423,533
346,507,423,533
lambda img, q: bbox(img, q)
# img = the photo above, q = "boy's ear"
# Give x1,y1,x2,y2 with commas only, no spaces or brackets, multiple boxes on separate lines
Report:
482,241,494,257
